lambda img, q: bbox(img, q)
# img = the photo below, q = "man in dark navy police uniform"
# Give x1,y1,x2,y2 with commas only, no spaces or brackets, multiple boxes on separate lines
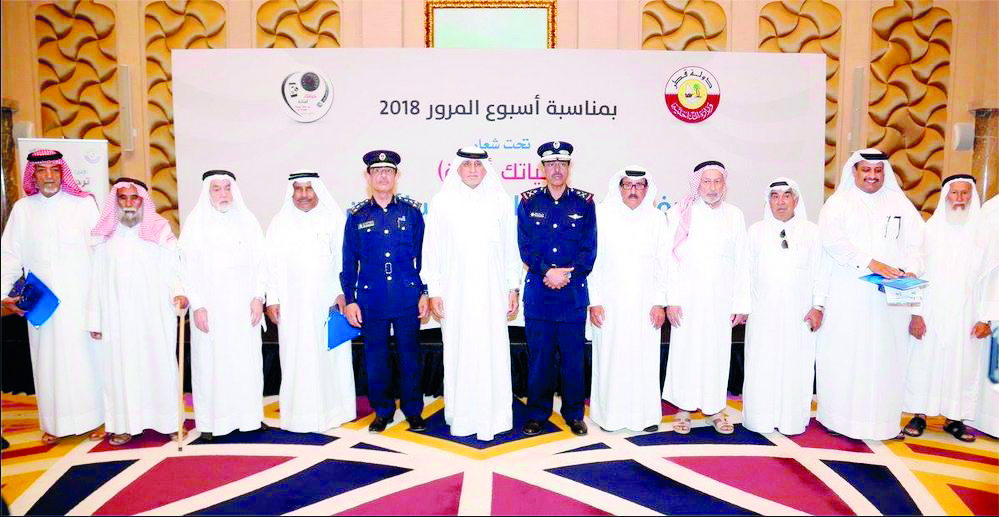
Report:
517,141,597,436
341,150,430,433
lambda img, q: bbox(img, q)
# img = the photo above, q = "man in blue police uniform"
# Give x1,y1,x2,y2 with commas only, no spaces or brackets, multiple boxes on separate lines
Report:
341,150,430,433
517,141,597,436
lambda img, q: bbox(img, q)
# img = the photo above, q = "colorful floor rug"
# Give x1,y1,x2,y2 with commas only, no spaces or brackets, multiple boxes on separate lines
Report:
2,393,996,515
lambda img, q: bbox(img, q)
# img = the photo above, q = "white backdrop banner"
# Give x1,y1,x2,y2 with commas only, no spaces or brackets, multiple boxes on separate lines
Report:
173,48,826,226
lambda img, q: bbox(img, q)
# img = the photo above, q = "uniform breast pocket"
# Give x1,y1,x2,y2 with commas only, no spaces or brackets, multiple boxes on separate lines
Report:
393,223,414,254
358,225,378,256
564,214,585,239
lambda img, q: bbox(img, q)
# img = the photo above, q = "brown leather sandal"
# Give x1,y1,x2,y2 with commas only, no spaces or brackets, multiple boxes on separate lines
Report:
903,415,927,437
109,433,132,446
944,420,976,442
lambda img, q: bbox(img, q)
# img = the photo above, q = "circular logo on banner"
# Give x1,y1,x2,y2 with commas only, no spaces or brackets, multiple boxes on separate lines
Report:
664,67,720,123
281,70,333,123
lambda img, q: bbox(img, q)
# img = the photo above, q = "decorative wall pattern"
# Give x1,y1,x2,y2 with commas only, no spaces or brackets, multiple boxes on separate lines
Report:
642,0,726,51
256,0,340,48
36,0,121,180
868,0,950,216
759,0,841,197
145,0,226,232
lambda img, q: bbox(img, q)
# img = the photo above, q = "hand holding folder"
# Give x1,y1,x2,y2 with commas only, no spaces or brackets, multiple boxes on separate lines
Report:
327,309,361,350
6,272,60,328
859,273,927,306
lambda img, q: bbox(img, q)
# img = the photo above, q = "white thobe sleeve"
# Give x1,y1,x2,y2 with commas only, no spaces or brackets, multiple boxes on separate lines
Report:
665,212,683,307
251,227,269,331
587,214,607,307
263,221,282,306
654,216,670,306
746,227,760,303
819,199,874,271
329,222,345,300
0,203,24,295
977,232,999,322
421,208,443,298
812,246,832,307
161,235,185,300
899,207,925,276
731,211,751,315
87,245,104,333
181,245,205,311
251,226,268,301
503,205,522,291
981,267,999,323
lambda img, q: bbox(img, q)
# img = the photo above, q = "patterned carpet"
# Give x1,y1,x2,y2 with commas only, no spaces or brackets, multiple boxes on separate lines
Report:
2,393,996,515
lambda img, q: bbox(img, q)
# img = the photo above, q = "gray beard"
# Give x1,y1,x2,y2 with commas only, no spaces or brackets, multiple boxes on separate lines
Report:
119,210,142,227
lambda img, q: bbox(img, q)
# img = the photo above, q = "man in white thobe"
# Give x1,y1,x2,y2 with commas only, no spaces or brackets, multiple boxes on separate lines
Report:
421,147,522,440
265,170,355,433
662,160,750,435
0,149,104,444
903,175,991,442
87,178,187,446
180,170,267,440
971,194,999,437
816,148,925,440
588,167,668,433
743,177,828,436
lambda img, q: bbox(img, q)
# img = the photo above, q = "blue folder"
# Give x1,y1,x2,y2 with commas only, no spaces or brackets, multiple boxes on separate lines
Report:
327,309,361,350
859,273,928,292
7,272,60,328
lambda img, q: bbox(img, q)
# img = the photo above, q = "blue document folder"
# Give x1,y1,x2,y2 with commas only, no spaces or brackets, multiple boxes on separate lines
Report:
859,273,928,292
7,272,60,328
327,310,361,350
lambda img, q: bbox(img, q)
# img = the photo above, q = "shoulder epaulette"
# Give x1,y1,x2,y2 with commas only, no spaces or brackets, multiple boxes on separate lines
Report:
349,199,372,215
570,188,594,203
520,187,543,202
396,194,422,210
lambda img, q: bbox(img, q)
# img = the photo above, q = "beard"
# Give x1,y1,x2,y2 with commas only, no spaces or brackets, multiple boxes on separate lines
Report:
119,208,142,227
39,182,60,197
944,205,969,224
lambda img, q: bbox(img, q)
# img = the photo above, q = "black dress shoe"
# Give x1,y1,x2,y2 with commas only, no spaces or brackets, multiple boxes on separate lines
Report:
406,415,427,432
522,420,544,436
200,432,214,442
643,424,660,433
368,415,393,433
567,420,588,436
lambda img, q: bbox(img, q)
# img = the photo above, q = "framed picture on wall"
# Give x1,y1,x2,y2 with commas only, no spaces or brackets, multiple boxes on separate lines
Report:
425,1,557,48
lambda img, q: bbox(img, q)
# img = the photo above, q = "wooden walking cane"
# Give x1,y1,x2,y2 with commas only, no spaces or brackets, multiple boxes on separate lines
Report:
176,300,186,451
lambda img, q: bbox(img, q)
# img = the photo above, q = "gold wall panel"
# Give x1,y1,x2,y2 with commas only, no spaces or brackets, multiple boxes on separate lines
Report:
145,0,225,232
642,0,726,51
257,0,340,48
36,0,121,180
868,0,950,216
759,0,841,197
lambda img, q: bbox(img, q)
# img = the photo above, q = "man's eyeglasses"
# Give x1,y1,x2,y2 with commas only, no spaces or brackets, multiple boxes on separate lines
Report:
369,168,397,177
620,182,648,191
780,229,788,249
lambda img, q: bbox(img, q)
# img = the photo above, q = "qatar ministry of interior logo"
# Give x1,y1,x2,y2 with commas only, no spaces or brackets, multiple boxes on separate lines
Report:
664,66,720,123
